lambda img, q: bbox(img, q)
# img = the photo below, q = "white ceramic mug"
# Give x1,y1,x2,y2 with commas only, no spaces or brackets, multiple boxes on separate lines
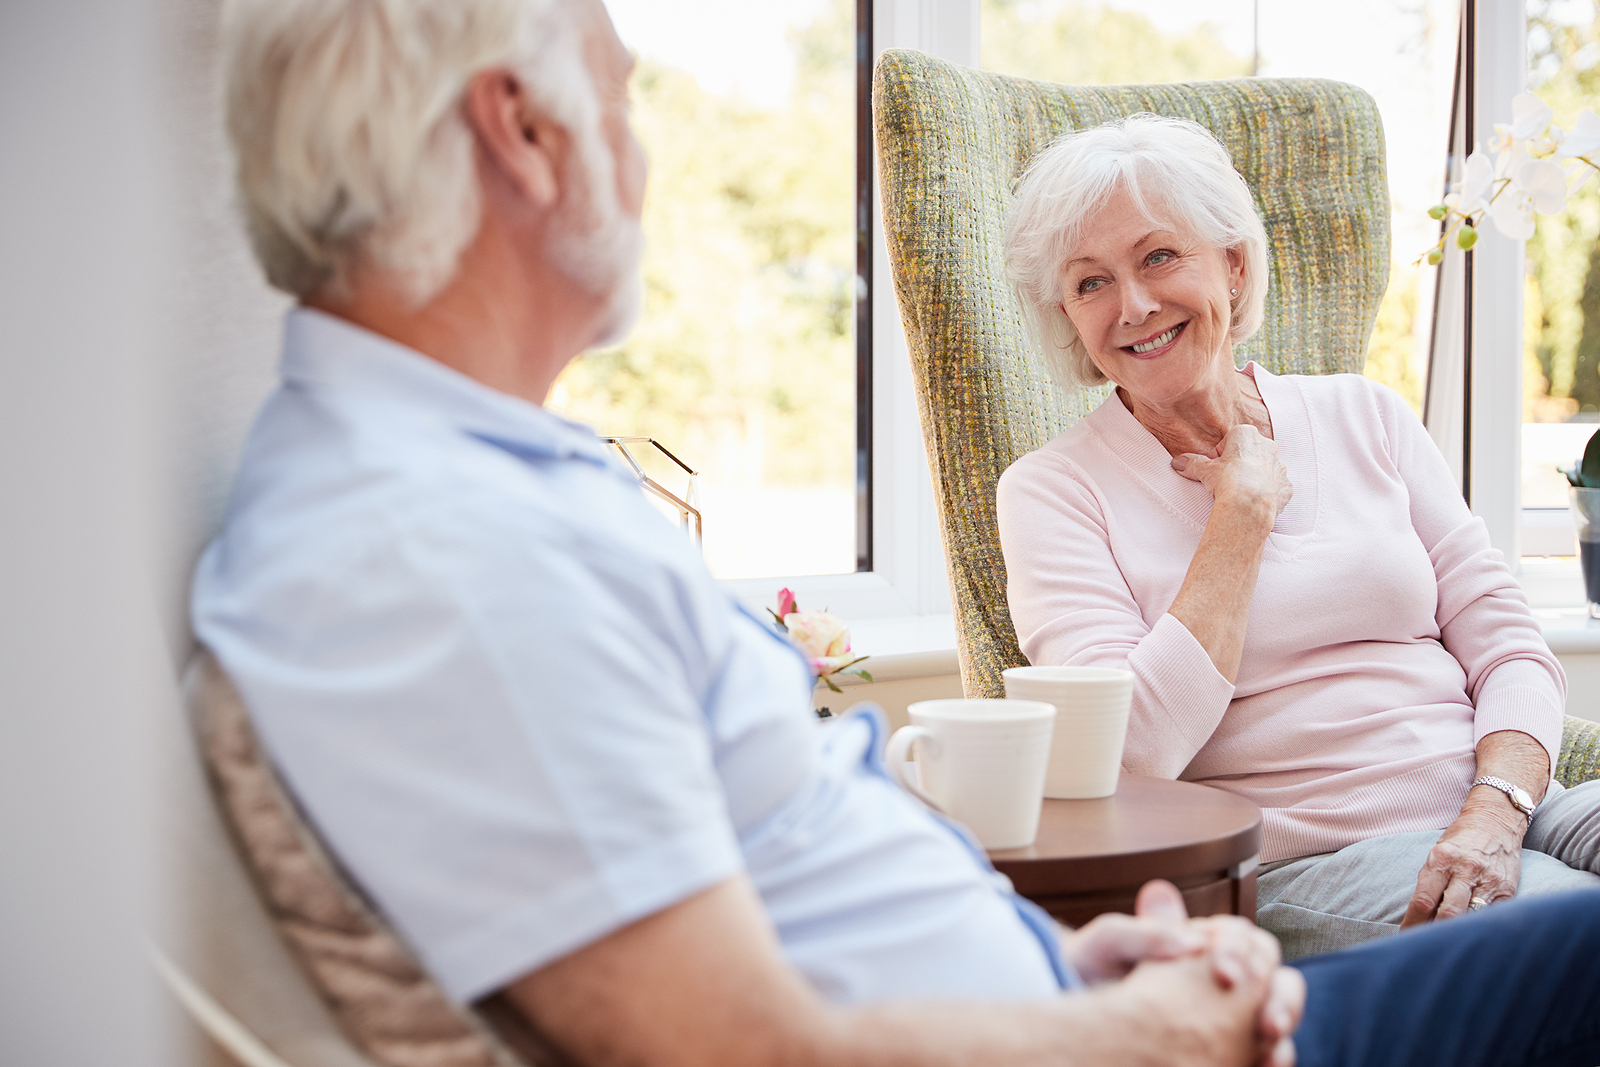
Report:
885,698,1056,849
1002,666,1133,799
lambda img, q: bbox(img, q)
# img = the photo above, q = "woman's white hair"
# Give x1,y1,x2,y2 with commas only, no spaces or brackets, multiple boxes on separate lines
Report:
223,0,605,303
1002,113,1270,390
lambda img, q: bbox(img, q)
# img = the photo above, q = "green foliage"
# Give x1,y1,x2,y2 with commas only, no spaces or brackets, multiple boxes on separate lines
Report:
980,0,1251,84
1526,0,1600,416
549,0,856,488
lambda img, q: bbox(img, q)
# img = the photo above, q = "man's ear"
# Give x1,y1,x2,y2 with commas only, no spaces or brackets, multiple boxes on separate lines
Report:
463,69,564,209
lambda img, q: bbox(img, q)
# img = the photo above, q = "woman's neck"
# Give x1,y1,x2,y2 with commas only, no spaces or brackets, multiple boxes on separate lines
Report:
1118,365,1273,457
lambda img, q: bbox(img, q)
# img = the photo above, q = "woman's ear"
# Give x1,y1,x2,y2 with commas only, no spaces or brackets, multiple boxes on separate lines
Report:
1226,244,1247,293
462,68,564,209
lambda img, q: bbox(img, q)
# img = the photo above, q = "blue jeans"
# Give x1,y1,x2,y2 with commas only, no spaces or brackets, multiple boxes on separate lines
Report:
1294,888,1600,1067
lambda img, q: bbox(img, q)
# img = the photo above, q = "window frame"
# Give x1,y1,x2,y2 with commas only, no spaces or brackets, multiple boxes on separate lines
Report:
724,0,975,623
1467,0,1529,562
1430,0,1539,563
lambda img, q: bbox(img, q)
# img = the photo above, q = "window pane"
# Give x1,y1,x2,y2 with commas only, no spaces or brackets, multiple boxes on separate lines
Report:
979,0,1455,420
1522,1,1600,509
549,0,858,579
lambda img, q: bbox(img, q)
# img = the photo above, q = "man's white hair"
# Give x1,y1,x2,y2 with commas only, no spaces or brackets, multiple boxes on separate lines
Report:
1003,113,1270,391
223,0,606,303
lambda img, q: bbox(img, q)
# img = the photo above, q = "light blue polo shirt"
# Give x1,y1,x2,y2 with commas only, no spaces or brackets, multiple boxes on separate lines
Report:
192,308,1074,1004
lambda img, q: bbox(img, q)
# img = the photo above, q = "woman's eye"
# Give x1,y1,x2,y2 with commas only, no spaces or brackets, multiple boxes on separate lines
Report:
1076,277,1105,294
1147,249,1176,266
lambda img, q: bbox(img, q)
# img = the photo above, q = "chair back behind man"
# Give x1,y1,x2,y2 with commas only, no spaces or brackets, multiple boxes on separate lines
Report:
186,647,569,1067
872,48,1391,698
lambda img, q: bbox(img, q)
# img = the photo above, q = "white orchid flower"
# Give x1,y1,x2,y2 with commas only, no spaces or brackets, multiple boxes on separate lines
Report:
1450,148,1495,215
1491,186,1536,240
1510,93,1555,140
1528,126,1564,158
1558,108,1600,160
1517,158,1568,215
1488,123,1516,155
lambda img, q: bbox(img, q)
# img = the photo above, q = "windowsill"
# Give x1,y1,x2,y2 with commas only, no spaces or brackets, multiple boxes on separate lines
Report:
1521,558,1600,654
831,613,960,683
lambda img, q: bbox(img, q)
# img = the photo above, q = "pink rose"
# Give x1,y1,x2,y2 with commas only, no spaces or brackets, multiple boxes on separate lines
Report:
783,609,851,664
776,587,797,619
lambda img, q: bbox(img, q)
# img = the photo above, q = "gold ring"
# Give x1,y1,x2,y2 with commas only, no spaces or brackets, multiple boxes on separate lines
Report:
1469,895,1488,910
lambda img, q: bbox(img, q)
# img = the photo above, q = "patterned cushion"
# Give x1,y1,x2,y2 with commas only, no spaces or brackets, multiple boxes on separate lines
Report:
873,48,1391,701
872,48,1600,788
186,648,572,1067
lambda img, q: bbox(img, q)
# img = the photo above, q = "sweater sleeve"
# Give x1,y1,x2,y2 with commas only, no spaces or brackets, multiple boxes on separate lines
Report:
997,452,1236,779
1379,385,1566,772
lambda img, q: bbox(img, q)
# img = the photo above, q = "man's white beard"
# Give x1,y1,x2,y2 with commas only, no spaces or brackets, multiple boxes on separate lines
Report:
587,219,643,348
547,139,644,351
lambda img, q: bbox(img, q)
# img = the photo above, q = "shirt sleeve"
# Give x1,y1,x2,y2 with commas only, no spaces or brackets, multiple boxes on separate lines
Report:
200,495,746,1004
1377,383,1566,772
997,453,1236,779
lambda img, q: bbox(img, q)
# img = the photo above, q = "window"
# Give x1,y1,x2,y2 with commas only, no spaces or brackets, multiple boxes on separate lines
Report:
548,0,967,628
552,0,862,582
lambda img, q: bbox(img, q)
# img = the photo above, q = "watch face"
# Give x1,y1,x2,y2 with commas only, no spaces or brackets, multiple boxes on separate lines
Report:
1513,786,1535,814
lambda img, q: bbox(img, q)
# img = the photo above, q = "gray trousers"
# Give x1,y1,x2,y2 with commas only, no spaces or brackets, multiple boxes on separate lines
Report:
1257,778,1600,961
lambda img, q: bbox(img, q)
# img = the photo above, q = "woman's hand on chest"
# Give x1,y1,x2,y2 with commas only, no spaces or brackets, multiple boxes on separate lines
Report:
1170,424,1293,532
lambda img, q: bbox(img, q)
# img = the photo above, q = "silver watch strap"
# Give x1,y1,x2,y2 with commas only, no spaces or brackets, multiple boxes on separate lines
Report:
1472,775,1534,817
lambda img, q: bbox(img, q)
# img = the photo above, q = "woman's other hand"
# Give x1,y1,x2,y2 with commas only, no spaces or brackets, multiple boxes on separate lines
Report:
1171,424,1293,527
1401,730,1548,928
1399,807,1524,927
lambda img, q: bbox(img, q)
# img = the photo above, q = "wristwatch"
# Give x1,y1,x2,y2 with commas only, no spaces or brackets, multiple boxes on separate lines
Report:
1472,775,1536,820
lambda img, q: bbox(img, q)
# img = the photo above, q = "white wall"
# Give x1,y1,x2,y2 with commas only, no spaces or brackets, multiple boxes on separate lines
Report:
0,1,186,1063
1,0,292,1063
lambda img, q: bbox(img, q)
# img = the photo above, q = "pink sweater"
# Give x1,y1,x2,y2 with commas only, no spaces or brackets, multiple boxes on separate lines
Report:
996,365,1565,863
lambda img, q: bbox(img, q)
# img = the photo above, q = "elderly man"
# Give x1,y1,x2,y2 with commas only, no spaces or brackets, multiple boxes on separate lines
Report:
193,1,1600,1065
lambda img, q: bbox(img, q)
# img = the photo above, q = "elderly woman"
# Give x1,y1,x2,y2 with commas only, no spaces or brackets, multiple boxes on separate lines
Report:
996,113,1600,960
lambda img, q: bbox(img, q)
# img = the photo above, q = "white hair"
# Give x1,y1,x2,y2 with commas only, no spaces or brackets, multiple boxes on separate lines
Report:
1003,113,1270,391
222,0,608,304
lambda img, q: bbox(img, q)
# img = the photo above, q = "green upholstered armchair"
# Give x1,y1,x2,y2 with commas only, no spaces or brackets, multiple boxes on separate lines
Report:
871,47,1600,789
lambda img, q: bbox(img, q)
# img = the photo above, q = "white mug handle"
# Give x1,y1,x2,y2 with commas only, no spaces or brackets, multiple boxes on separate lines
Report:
885,725,942,810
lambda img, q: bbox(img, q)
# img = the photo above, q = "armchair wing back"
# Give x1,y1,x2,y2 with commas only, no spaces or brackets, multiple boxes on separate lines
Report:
872,48,1390,699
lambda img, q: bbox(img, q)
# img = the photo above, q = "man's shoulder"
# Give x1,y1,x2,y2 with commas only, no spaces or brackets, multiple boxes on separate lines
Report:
195,383,711,654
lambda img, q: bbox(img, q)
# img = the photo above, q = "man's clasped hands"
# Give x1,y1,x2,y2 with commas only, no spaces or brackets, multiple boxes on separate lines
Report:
1065,880,1305,1067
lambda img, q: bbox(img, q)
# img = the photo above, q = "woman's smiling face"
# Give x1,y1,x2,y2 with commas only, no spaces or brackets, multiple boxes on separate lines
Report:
1058,184,1245,408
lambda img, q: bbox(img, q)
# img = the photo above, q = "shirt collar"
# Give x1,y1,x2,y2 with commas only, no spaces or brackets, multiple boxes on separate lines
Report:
280,306,617,469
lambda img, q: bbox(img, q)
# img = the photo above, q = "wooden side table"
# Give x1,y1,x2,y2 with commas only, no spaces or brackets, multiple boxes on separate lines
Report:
988,776,1262,928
